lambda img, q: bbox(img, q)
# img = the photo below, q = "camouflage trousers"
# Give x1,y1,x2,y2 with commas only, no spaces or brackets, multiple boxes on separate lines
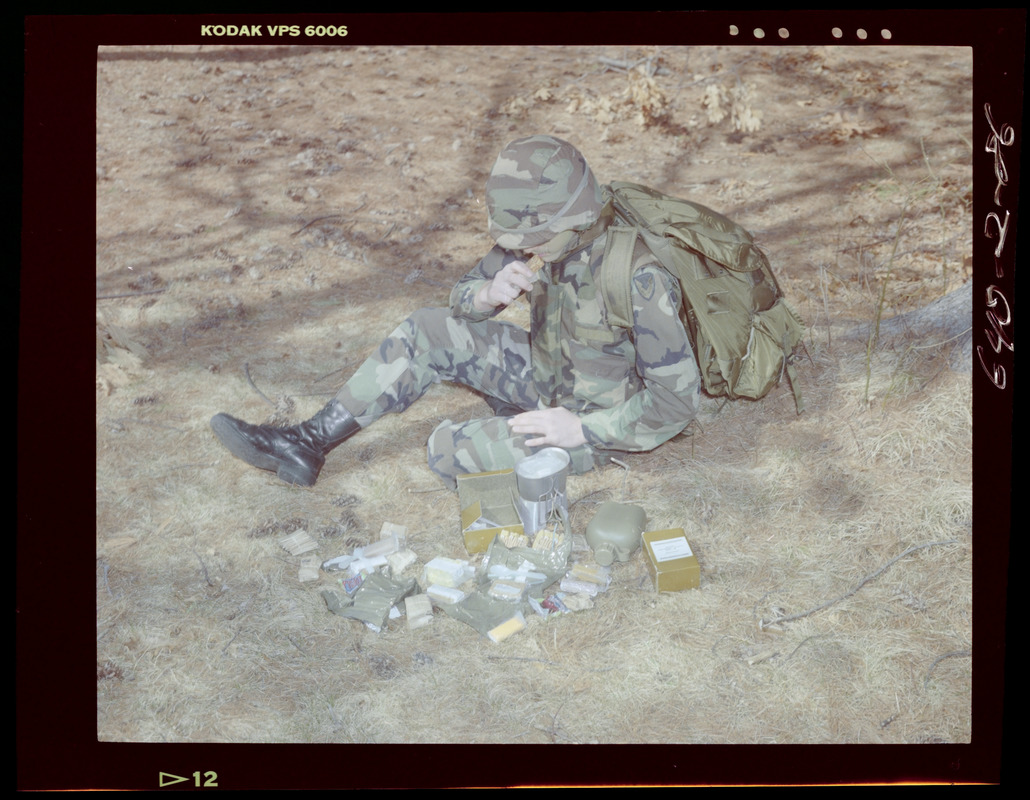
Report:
333,307,605,487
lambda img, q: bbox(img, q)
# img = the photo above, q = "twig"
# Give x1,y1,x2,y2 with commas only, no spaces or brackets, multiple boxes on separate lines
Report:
763,540,960,627
924,649,971,689
191,542,215,587
904,327,974,352
97,289,167,300
597,56,664,76
865,196,911,404
534,701,571,744
486,655,557,667
567,488,612,510
610,457,632,500
290,214,345,236
598,56,638,71
105,417,187,433
290,211,396,237
222,626,242,655
313,366,348,383
818,262,832,349
782,634,831,663
244,362,276,407
839,237,896,253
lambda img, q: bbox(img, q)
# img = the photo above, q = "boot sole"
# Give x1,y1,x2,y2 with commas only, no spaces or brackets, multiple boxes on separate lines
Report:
209,414,318,487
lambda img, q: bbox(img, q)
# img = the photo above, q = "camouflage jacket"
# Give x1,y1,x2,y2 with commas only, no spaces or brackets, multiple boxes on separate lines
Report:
450,232,700,453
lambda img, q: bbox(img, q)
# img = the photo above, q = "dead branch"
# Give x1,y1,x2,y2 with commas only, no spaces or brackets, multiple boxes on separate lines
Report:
191,542,215,587
244,362,276,407
222,626,242,655
762,540,960,628
97,289,167,300
290,214,345,236
924,649,971,689
486,655,557,667
597,56,666,76
782,634,832,662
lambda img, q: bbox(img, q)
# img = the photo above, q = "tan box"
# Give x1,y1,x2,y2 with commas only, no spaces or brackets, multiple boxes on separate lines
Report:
642,528,700,592
456,469,525,554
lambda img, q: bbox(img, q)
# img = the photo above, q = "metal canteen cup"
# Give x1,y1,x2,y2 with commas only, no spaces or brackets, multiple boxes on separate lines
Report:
514,447,570,535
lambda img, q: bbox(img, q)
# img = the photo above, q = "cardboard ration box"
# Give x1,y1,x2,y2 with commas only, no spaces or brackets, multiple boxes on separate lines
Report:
642,528,700,592
456,468,526,554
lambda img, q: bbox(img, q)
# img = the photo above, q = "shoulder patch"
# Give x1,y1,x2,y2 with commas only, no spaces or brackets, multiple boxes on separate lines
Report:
633,269,656,301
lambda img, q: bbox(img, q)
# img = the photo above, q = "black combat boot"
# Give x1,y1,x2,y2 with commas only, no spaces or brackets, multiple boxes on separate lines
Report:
210,399,361,487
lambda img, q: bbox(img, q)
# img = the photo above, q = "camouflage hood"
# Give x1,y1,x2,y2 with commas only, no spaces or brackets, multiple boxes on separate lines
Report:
486,135,606,251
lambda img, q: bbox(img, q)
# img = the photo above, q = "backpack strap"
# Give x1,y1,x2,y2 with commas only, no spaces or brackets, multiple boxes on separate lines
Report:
600,225,639,329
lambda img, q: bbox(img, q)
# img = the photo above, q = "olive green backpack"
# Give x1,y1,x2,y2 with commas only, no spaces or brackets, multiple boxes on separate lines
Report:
600,181,806,413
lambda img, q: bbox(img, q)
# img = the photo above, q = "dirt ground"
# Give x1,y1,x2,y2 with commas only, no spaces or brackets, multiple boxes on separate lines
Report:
94,41,975,766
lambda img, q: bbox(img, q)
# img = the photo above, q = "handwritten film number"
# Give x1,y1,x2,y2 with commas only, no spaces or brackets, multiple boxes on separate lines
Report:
979,104,1015,390
977,286,1012,389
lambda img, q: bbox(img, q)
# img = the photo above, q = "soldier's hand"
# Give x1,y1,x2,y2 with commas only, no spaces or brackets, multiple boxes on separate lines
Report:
474,260,536,311
508,407,586,449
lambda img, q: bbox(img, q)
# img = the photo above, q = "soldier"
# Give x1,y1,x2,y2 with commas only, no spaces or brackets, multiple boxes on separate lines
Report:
210,135,701,489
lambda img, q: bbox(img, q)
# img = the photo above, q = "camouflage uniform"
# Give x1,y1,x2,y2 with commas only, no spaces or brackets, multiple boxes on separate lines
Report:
211,135,700,489
332,137,700,487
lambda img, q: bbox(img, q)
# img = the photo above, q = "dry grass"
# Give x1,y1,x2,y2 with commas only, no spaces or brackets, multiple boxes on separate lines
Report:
94,43,974,757
97,338,972,746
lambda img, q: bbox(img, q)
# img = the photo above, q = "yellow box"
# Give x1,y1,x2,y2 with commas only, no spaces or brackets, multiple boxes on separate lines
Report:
456,469,525,554
642,528,700,592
